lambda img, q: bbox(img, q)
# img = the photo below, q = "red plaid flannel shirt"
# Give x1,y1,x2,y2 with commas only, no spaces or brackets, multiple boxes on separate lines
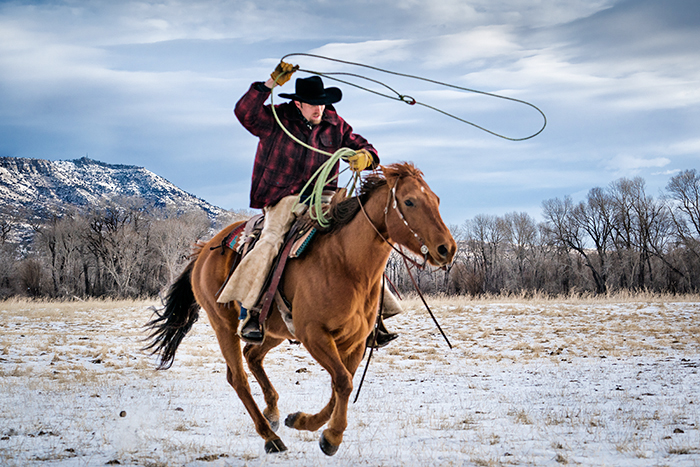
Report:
235,82,379,209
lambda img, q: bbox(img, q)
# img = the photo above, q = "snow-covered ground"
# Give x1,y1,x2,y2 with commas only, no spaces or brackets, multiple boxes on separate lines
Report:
1,296,699,466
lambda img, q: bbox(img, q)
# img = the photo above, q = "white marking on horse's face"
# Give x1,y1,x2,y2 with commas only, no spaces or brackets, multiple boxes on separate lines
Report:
420,186,425,193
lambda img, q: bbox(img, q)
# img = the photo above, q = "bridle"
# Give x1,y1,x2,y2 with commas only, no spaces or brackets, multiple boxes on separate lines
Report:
386,184,431,257
357,175,430,269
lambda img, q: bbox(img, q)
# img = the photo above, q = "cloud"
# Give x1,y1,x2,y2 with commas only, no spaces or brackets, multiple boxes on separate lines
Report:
310,40,412,64
606,154,671,173
666,139,700,155
391,0,615,29
652,169,682,177
422,26,523,68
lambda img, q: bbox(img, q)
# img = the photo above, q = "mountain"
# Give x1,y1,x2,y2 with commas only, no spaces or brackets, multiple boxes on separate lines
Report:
0,156,226,220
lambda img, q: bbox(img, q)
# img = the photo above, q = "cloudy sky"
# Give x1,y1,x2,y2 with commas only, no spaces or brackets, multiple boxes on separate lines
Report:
1,0,698,225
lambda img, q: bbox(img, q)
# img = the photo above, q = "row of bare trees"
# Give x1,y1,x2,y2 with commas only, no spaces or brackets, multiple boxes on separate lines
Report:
1,170,699,299
0,200,247,299
387,169,700,296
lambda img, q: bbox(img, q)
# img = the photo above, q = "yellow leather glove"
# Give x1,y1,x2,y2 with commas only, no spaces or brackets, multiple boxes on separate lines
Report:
270,61,299,86
347,149,374,172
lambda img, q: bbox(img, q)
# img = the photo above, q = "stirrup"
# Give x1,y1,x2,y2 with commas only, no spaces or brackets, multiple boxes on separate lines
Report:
366,329,398,349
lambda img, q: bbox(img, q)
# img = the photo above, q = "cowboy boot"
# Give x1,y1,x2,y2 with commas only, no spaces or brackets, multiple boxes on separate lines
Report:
237,305,264,344
366,313,398,348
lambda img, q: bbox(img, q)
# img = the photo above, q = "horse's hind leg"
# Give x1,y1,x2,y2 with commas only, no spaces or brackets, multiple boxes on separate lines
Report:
190,230,286,454
243,336,284,432
209,316,287,453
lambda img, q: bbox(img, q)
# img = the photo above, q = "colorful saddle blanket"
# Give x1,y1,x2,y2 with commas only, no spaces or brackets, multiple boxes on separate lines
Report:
221,215,316,259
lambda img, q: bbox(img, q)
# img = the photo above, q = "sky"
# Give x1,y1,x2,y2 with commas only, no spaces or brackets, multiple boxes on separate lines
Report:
1,0,699,226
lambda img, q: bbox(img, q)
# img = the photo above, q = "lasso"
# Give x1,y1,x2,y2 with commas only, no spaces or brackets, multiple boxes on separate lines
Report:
268,53,547,226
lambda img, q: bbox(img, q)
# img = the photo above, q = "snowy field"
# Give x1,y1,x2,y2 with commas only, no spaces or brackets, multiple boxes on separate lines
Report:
1,295,699,467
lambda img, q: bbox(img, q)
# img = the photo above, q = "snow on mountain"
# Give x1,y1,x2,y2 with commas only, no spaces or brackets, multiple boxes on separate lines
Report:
0,156,225,219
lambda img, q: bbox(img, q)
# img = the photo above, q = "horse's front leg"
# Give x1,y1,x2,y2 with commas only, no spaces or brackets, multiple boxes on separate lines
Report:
320,340,366,455
292,326,365,456
284,393,336,432
243,336,284,431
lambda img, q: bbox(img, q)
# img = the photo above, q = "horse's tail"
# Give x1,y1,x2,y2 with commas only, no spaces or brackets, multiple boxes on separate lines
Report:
143,259,200,370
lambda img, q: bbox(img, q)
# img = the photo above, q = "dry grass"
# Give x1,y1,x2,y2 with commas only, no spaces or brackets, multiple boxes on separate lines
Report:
399,290,700,306
388,292,700,363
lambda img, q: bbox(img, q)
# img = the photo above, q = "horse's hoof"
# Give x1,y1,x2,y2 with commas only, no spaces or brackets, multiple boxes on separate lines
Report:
285,412,302,429
264,438,287,454
264,412,280,432
319,433,339,456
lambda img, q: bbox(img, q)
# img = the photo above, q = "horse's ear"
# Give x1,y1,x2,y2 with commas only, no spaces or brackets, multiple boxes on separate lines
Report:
380,165,398,189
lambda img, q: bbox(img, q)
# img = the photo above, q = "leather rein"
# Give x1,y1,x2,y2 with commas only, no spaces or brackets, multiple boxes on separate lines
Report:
353,174,453,403
357,177,452,348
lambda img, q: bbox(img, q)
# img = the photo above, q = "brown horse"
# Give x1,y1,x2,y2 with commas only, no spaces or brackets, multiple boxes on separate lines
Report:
145,162,456,455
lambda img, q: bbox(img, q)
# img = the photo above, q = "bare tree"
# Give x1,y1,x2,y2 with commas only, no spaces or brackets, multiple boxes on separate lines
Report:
82,201,151,297
150,209,210,287
0,216,12,245
32,210,93,297
542,195,608,294
628,178,679,288
609,178,638,289
666,169,700,258
466,214,508,293
504,211,539,291
610,177,678,289
573,187,614,292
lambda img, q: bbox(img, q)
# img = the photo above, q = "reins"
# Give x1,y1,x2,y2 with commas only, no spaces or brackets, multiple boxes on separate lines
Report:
357,176,453,349
352,175,452,402
398,248,452,350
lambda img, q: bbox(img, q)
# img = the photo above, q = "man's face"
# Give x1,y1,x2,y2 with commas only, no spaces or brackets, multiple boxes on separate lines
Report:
295,101,325,125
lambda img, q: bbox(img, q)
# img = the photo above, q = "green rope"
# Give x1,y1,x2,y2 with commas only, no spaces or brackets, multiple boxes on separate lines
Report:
268,74,360,228
301,148,356,228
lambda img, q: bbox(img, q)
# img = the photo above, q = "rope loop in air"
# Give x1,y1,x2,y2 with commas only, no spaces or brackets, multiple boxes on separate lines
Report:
280,52,547,142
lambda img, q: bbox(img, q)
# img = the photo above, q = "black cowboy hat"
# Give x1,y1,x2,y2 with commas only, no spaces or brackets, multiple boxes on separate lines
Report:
279,76,342,105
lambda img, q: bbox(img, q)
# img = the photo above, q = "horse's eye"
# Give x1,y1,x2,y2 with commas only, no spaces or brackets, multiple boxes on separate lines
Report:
404,199,414,207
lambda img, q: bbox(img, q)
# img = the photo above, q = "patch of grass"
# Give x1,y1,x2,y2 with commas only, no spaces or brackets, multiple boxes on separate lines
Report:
508,408,533,425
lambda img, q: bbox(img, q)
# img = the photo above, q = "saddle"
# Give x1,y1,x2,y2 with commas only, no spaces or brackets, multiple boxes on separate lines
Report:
221,215,317,261
216,213,318,338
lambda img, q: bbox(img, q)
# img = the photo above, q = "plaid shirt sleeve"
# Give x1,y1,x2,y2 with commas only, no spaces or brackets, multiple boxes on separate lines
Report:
234,82,275,140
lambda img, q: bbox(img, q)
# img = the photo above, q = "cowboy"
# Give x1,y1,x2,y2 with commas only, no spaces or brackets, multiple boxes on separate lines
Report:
218,61,400,345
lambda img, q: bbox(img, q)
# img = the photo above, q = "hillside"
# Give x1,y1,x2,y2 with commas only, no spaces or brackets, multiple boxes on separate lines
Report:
0,156,224,220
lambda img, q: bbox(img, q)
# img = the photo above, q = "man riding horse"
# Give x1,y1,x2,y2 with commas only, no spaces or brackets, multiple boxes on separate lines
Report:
217,61,401,345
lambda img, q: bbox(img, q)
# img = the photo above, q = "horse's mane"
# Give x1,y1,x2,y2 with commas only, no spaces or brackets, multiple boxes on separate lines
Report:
317,162,424,233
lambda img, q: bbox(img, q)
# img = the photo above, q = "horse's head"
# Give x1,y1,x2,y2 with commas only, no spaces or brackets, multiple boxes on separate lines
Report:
381,163,457,267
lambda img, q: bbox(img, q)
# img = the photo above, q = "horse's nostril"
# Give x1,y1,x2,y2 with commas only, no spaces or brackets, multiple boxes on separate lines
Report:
438,244,448,258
